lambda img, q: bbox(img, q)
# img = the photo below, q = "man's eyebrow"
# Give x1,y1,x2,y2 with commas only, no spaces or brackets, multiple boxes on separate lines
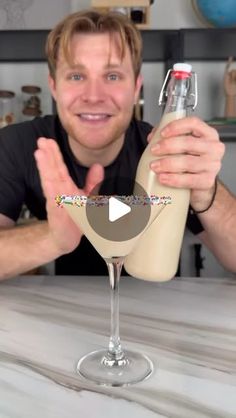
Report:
104,63,123,69
66,62,124,71
68,63,86,70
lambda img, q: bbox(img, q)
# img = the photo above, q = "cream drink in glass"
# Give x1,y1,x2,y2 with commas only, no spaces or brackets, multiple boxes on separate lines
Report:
59,189,154,386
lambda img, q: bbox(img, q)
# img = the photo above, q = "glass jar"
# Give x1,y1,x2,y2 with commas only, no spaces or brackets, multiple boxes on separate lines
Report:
0,90,15,128
21,85,42,121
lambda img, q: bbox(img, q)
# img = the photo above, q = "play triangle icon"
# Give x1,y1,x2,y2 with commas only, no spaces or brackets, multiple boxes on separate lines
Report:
108,196,131,222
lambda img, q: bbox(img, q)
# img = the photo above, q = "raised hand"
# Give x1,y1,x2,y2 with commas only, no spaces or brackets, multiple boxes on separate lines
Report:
34,137,104,255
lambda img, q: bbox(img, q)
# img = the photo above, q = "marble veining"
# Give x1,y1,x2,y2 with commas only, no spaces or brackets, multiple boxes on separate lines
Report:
0,275,235,418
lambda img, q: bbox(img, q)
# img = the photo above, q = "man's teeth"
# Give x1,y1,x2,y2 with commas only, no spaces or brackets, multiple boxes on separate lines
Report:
80,114,108,120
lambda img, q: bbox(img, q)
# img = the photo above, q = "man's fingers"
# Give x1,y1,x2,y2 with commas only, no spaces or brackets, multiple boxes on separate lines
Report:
151,135,225,158
150,154,222,175
160,117,219,142
34,137,79,199
36,138,70,181
84,163,104,195
35,138,104,203
155,172,215,190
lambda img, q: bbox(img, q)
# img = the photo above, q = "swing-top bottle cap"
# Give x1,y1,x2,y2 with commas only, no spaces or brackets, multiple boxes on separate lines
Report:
173,63,192,73
159,62,197,109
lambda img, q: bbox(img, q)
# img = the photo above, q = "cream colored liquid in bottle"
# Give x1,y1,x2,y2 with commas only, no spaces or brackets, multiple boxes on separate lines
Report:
124,63,197,281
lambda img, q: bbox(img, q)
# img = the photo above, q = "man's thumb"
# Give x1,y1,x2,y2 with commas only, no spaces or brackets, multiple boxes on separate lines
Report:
85,163,104,195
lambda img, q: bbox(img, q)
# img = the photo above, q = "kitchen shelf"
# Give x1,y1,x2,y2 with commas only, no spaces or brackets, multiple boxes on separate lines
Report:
179,28,236,61
0,29,180,63
209,124,236,142
0,30,48,61
1,28,236,63
91,0,151,29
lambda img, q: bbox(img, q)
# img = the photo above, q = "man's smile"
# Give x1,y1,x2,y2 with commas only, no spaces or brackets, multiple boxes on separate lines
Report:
78,113,112,121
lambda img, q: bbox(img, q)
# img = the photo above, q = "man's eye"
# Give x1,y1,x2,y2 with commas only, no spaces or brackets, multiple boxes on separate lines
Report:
107,74,119,81
70,74,83,81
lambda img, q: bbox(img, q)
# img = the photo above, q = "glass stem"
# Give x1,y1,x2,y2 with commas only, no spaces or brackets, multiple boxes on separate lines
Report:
105,257,125,360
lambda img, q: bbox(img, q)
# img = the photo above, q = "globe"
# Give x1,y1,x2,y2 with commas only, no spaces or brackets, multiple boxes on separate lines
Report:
192,0,236,28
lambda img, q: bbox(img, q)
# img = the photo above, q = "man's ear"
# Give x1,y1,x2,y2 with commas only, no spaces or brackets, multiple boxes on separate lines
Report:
48,74,57,101
134,73,143,104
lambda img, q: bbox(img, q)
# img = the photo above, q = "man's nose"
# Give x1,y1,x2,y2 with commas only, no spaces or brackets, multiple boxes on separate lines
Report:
81,79,106,103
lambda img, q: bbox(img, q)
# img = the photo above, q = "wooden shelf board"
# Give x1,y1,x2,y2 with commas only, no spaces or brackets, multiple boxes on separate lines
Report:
92,0,149,7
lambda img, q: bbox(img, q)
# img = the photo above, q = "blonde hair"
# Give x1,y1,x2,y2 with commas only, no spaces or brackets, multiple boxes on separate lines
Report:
45,9,142,80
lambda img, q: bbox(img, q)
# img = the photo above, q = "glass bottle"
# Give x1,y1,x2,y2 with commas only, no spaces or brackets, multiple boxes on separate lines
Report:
124,63,197,281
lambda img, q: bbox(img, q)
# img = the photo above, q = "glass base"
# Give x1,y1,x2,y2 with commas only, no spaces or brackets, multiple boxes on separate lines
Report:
77,349,153,386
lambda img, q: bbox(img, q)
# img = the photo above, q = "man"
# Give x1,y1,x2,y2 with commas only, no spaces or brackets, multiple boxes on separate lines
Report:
0,9,233,280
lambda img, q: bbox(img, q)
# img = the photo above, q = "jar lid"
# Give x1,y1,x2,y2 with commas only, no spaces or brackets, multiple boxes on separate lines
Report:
0,90,15,98
21,85,41,94
23,107,41,116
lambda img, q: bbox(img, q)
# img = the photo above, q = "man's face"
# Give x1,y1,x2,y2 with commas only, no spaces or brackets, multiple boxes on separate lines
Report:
48,32,142,153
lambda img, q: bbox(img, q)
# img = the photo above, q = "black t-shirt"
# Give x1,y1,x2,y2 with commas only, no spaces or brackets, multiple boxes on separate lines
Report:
0,115,203,275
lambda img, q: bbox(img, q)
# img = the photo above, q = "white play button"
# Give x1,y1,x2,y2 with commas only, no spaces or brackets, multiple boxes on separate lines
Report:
85,178,151,242
108,196,131,222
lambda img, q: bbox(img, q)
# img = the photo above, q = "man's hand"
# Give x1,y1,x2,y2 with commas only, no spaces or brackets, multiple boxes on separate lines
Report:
34,138,104,255
149,116,225,212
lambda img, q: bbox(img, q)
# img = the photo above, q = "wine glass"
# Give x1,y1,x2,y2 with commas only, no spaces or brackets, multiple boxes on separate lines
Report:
60,194,154,386
77,255,153,386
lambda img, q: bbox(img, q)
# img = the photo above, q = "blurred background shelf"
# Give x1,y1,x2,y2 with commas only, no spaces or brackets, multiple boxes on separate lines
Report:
0,28,236,63
209,122,236,142
179,28,236,61
0,30,48,61
91,0,151,29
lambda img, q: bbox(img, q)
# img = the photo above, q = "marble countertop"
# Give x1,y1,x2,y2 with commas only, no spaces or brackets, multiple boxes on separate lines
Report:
0,274,235,418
